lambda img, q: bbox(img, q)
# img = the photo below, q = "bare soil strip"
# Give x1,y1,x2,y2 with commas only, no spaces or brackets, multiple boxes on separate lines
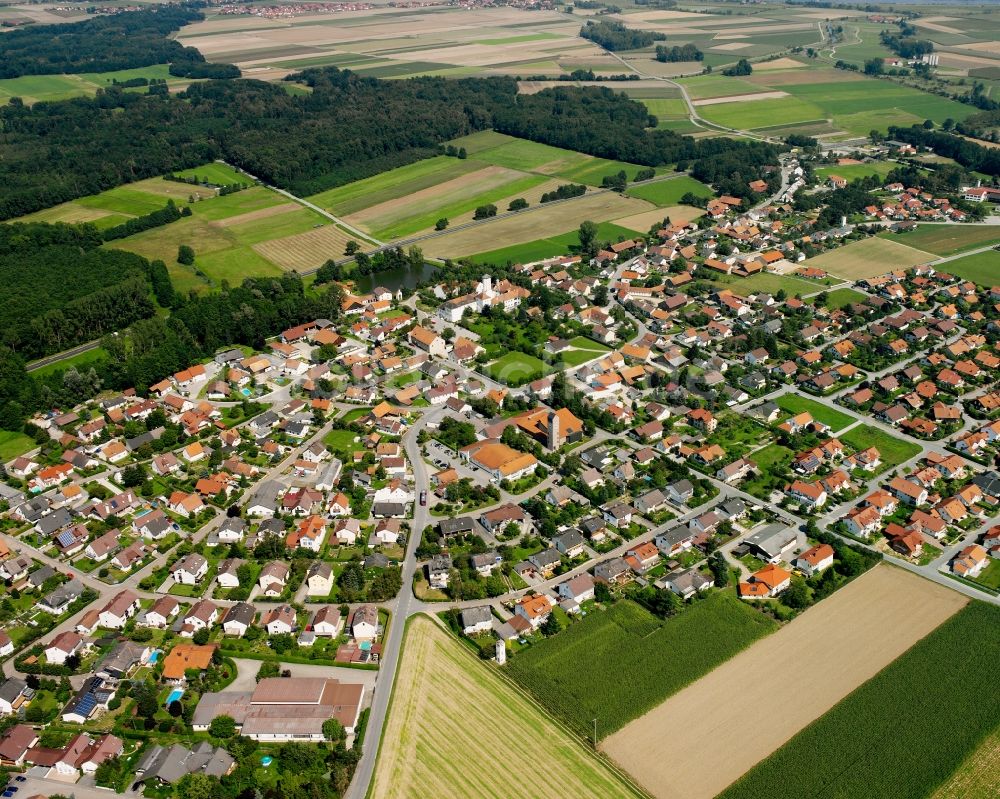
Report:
602,566,967,799
693,90,789,106
214,202,300,228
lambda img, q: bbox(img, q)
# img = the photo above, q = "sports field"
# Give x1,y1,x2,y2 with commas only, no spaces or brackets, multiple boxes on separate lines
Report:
483,352,551,386
625,176,713,207
716,599,1000,799
603,566,968,799
506,592,777,741
879,224,1000,257
803,237,935,280
370,615,640,799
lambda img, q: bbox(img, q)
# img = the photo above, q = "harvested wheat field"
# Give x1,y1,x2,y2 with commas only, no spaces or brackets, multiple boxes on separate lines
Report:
750,57,806,71
602,566,967,799
422,192,651,258
253,224,355,270
371,615,640,799
803,236,935,280
693,90,789,106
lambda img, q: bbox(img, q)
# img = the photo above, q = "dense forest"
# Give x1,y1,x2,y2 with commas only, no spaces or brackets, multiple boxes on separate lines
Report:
579,19,665,51
957,107,1000,143
655,44,703,62
0,6,231,79
0,223,172,360
0,222,350,429
0,70,514,219
888,125,1000,177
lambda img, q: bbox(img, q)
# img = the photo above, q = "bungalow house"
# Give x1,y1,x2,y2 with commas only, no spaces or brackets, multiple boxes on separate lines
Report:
459,606,493,636
738,563,792,599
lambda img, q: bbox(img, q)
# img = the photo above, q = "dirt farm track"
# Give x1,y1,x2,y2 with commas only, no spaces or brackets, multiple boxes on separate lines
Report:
601,565,968,799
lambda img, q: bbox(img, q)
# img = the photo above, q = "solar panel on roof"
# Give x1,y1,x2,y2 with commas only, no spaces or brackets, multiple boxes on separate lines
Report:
72,693,97,717
56,529,78,547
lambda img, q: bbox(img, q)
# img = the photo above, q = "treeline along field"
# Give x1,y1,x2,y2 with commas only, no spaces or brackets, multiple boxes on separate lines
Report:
715,601,1000,799
0,7,223,79
0,67,781,220
505,593,777,739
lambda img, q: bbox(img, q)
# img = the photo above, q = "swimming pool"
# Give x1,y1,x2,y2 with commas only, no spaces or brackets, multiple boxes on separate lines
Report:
359,641,372,652
241,387,252,397
148,650,160,665
165,688,184,706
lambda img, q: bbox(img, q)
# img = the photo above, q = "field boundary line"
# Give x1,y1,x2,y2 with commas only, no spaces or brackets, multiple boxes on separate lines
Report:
434,612,653,799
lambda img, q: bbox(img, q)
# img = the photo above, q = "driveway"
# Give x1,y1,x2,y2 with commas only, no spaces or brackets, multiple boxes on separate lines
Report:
231,657,378,693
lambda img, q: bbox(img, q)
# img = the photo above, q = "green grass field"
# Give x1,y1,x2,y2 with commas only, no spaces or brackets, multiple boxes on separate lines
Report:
555,156,654,187
470,221,641,265
841,424,921,472
706,272,824,296
306,156,480,217
822,287,868,309
0,430,35,461
506,593,777,739
698,96,828,131
940,250,1000,288
677,74,762,99
776,395,854,432
172,162,248,185
717,602,1000,799
878,225,1000,257
626,175,713,207
372,173,547,239
0,65,179,104
815,162,897,182
483,351,551,386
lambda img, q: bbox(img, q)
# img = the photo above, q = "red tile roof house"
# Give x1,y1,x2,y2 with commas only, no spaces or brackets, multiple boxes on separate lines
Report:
794,543,834,577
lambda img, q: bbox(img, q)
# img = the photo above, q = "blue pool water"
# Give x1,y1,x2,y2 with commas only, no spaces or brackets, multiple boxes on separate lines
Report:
261,756,273,767
165,688,184,706
360,641,372,652
241,387,252,397
148,650,160,664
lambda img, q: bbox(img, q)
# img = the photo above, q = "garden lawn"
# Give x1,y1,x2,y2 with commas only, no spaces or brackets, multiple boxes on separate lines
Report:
742,443,793,499
841,424,921,471
470,222,640,266
568,336,611,352
626,176,713,207
776,395,854,432
506,593,777,740
972,558,1000,591
716,602,1000,799
324,428,361,459
878,224,1000,257
0,430,34,461
821,287,867,309
484,352,551,386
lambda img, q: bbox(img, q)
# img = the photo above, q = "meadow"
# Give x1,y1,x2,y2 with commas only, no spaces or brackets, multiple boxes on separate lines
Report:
815,162,897,181
821,287,868,309
715,601,1000,799
705,271,824,296
841,425,922,472
943,249,1000,287
506,592,777,740
469,221,641,265
775,395,854,432
626,176,712,207
370,615,641,799
879,224,1000,257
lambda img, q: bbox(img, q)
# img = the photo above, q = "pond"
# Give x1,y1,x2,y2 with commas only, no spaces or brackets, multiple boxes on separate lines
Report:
350,260,438,294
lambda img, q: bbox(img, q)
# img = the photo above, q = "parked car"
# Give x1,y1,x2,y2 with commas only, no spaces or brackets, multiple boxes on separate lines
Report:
419,491,427,506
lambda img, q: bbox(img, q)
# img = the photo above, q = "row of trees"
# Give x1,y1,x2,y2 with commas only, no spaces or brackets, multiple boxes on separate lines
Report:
655,43,703,62
888,124,1000,177
579,19,665,51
